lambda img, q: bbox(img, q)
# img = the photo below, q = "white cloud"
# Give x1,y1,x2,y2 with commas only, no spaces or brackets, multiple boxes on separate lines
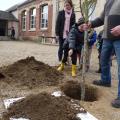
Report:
0,0,26,11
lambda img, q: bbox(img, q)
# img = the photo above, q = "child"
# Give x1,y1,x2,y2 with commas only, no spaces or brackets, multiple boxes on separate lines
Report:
86,29,97,71
79,29,97,72
96,30,103,73
57,18,85,77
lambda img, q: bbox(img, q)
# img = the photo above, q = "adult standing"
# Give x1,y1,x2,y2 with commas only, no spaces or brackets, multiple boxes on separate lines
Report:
11,27,15,40
84,0,120,108
55,0,76,63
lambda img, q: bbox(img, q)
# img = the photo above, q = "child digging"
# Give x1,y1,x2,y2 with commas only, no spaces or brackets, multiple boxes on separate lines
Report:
57,18,85,77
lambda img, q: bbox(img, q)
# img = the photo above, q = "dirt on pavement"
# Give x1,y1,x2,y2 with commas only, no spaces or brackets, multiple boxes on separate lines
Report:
0,56,63,88
2,92,82,120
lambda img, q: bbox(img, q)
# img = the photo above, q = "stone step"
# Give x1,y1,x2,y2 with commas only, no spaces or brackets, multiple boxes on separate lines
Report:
0,36,11,41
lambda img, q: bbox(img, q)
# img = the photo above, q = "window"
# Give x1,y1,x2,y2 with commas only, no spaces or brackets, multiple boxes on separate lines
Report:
22,10,27,30
40,5,48,29
30,8,36,29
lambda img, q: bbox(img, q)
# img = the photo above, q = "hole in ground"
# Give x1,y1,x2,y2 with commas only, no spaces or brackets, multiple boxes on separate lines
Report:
61,81,99,102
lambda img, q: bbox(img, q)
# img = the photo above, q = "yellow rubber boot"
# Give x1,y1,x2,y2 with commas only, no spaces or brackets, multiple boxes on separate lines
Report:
57,63,64,71
72,64,76,77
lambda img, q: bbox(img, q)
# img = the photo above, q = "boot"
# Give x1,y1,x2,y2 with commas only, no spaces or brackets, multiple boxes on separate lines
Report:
72,64,76,77
57,63,64,71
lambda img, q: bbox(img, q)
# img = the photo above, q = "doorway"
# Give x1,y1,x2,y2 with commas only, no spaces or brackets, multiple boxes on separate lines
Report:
0,20,7,36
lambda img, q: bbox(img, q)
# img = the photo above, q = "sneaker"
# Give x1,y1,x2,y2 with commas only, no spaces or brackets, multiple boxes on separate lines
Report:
93,80,111,87
111,97,120,108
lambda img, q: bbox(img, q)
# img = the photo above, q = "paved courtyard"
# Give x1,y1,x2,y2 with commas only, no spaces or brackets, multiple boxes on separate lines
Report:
0,41,119,120
0,41,59,67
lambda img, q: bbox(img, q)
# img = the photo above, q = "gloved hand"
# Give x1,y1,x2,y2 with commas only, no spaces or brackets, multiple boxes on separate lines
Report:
69,49,73,56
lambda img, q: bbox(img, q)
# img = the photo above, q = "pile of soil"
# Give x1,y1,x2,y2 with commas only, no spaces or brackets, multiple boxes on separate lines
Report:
0,73,5,79
0,57,63,88
61,81,99,102
2,92,82,120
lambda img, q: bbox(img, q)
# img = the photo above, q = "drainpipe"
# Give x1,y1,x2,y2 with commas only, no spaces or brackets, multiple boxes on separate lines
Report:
52,0,60,37
56,0,59,16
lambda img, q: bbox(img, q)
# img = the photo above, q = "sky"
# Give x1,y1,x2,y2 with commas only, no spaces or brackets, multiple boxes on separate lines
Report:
0,0,26,11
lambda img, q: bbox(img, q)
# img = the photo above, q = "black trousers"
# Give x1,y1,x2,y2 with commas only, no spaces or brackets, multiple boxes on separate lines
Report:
58,38,64,61
62,48,81,65
11,34,15,39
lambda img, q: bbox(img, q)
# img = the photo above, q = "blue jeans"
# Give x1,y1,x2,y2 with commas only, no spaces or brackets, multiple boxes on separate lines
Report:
101,39,120,97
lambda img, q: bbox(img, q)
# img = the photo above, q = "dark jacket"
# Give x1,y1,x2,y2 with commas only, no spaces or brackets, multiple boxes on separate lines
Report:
11,29,15,35
96,30,103,52
63,24,84,50
91,0,120,40
55,10,76,39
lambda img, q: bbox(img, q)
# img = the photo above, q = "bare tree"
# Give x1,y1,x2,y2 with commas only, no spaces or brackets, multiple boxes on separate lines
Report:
79,0,97,101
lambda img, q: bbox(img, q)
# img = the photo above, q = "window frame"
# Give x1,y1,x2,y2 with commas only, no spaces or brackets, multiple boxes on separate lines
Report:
21,10,27,31
30,8,36,30
40,4,48,30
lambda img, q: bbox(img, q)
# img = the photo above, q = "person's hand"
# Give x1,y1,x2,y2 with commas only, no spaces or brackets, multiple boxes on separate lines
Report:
69,49,73,56
111,25,120,36
82,22,92,31
88,22,92,28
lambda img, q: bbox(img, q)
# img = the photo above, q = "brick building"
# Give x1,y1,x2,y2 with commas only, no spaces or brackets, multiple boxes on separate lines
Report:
7,5,19,39
6,0,106,41
6,0,57,41
17,0,54,40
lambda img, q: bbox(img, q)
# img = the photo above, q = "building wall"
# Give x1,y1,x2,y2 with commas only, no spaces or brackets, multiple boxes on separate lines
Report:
11,10,19,19
18,0,53,40
8,10,19,39
8,21,19,39
93,0,106,31
8,0,106,40
51,0,58,37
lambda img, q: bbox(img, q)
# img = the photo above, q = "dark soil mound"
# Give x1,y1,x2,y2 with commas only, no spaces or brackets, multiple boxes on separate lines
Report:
0,73,5,79
2,92,81,120
61,81,99,102
0,57,63,88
